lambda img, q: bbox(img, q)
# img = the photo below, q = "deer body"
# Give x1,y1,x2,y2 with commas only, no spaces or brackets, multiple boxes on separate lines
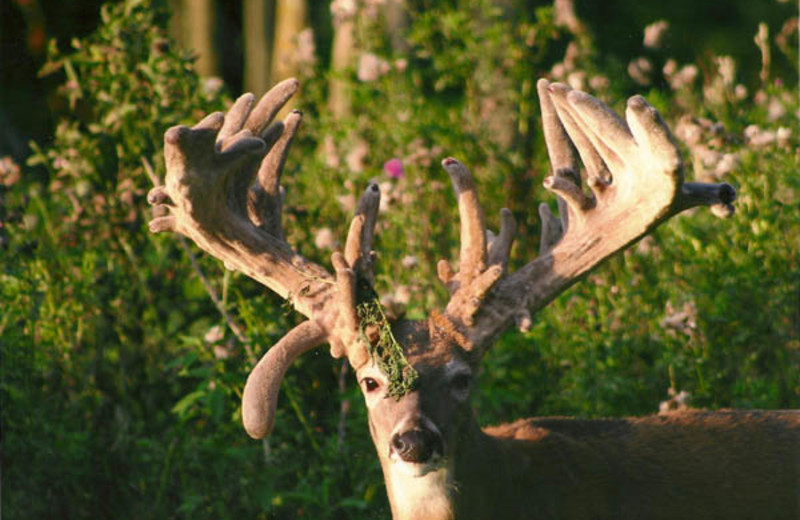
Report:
385,408,799,520
364,320,798,520
148,78,796,519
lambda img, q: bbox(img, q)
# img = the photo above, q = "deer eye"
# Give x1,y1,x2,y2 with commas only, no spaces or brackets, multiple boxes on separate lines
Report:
450,373,471,392
362,377,381,393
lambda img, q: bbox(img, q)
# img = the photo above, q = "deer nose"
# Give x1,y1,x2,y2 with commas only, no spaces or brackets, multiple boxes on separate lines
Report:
390,429,443,463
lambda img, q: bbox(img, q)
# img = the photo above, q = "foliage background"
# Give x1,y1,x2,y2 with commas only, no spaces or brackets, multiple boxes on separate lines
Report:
1,0,797,518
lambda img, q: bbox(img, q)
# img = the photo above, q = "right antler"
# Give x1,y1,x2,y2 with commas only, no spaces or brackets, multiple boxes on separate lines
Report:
147,79,377,438
438,80,736,354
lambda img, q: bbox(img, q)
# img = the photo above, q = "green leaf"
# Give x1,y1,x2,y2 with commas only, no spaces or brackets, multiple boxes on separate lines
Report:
171,389,206,418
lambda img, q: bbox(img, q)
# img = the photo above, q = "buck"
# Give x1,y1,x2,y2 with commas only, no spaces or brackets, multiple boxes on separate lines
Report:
148,78,798,519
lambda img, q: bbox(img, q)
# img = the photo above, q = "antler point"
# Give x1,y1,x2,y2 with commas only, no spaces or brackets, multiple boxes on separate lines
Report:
165,125,190,145
442,157,459,167
566,89,586,104
627,95,648,110
719,183,737,204
237,91,256,104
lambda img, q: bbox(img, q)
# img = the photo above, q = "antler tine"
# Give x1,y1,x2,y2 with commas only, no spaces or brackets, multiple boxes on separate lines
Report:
442,158,488,285
243,78,301,234
676,182,737,217
537,80,578,175
623,95,736,216
345,183,381,283
537,78,580,236
218,92,256,148
461,79,736,351
438,158,509,339
327,251,371,365
242,320,327,439
538,203,562,253
245,78,300,135
487,208,516,272
249,110,302,238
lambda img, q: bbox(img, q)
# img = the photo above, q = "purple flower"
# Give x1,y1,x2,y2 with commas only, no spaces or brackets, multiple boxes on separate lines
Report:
383,158,404,179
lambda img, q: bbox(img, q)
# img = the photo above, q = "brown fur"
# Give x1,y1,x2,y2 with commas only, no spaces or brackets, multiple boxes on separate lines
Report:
366,320,799,520
478,411,799,519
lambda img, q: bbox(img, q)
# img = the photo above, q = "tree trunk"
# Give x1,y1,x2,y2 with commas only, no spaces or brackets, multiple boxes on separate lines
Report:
327,4,356,119
182,0,219,78
243,0,275,95
270,0,308,83
383,0,409,54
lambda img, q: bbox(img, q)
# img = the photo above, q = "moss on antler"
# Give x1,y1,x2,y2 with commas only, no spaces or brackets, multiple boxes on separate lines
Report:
356,283,418,398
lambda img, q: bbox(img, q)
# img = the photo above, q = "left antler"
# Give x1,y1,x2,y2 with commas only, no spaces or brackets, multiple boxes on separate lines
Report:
148,80,379,438
439,80,736,354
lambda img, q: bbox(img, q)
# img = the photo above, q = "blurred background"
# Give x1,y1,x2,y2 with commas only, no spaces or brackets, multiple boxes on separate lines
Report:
2,0,796,162
2,0,797,518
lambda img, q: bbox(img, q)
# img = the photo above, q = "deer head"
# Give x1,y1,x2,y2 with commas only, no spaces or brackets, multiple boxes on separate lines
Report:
148,78,748,519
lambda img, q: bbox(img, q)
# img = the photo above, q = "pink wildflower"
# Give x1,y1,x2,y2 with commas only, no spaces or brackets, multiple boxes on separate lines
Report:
383,158,404,179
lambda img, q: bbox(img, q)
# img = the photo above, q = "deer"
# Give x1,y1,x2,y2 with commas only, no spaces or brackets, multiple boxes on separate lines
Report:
147,77,799,520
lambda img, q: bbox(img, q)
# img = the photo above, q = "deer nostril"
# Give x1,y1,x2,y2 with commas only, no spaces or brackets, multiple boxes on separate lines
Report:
390,429,442,463
392,434,408,453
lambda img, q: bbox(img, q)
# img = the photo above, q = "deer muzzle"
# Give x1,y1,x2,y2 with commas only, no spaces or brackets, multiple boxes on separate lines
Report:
390,427,444,464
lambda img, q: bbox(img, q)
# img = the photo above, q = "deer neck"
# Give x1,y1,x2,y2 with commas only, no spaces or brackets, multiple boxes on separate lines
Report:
382,461,455,520
380,417,505,520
